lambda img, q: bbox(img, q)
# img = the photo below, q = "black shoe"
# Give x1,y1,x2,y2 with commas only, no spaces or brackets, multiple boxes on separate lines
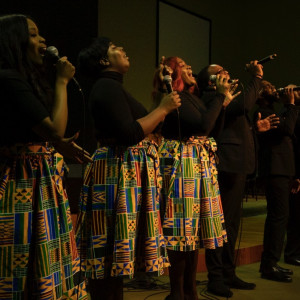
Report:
274,263,293,275
261,266,292,283
207,281,233,298
284,257,300,266
224,275,256,290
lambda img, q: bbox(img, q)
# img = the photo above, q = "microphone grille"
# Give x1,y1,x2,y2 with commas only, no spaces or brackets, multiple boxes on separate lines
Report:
163,75,172,83
46,46,59,57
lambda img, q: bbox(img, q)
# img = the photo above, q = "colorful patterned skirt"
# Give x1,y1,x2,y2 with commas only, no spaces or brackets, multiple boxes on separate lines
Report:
75,139,169,280
0,143,87,299
159,136,227,251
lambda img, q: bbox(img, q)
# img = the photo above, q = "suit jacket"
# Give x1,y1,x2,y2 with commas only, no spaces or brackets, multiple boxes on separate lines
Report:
203,77,262,174
256,103,298,177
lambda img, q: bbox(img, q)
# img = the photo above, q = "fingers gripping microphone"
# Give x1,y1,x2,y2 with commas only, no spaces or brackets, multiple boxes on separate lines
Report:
45,46,82,91
163,75,173,94
277,86,300,93
209,75,239,84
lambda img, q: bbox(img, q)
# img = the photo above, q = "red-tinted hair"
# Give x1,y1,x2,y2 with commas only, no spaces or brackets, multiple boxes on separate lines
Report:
151,56,195,109
152,56,195,92
164,56,185,92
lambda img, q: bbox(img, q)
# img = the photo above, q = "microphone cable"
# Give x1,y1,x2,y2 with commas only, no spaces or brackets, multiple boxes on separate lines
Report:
72,78,88,300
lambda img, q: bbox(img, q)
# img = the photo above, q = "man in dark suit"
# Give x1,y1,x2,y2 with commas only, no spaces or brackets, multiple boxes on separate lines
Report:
255,81,298,282
284,85,300,267
196,61,264,297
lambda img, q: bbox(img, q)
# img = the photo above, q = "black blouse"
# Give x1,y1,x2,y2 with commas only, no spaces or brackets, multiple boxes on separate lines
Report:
162,90,225,139
0,69,49,146
90,71,147,146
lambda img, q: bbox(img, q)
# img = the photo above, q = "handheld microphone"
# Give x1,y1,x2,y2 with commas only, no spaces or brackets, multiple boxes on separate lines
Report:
163,75,173,94
45,46,82,91
277,86,300,93
209,75,239,84
257,53,277,65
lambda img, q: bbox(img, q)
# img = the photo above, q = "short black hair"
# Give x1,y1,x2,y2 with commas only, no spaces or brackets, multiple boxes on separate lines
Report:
77,36,111,79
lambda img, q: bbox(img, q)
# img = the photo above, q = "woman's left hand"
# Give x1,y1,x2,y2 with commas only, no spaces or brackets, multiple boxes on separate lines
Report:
54,132,92,163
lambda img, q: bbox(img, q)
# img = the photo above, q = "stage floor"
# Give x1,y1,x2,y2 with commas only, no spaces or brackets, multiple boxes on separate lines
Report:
122,197,300,299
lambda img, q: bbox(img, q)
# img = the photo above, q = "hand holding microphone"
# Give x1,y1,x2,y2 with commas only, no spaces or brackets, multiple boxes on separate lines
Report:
244,54,277,78
277,86,300,93
245,60,264,78
209,75,239,84
160,74,181,112
46,46,81,90
213,74,241,107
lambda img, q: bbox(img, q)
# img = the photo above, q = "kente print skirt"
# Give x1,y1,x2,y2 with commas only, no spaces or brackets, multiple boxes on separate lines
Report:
159,136,227,252
0,143,87,300
75,139,169,279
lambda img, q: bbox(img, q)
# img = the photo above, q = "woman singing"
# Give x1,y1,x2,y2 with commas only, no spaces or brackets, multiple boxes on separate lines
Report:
0,14,89,299
153,56,233,300
75,37,181,300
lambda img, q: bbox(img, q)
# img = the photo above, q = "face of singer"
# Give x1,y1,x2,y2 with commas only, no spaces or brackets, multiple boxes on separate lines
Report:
261,80,276,95
177,58,196,86
26,18,46,65
207,64,230,88
106,43,130,74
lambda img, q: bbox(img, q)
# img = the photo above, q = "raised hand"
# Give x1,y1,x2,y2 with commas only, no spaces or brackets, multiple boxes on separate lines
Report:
291,179,300,194
216,74,241,107
245,60,263,78
256,113,280,132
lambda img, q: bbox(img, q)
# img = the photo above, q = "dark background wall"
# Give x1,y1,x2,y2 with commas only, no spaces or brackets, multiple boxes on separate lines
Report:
99,0,300,111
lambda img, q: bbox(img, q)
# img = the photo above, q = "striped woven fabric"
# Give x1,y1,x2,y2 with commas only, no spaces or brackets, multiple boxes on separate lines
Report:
75,139,169,279
0,143,87,299
159,136,227,251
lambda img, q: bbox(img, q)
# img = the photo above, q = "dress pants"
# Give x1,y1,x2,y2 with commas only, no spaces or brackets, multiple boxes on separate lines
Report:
261,175,291,268
205,171,247,282
284,186,300,260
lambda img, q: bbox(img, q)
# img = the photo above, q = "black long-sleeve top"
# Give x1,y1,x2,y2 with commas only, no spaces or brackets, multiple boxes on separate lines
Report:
90,71,147,146
0,69,50,146
161,90,225,139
